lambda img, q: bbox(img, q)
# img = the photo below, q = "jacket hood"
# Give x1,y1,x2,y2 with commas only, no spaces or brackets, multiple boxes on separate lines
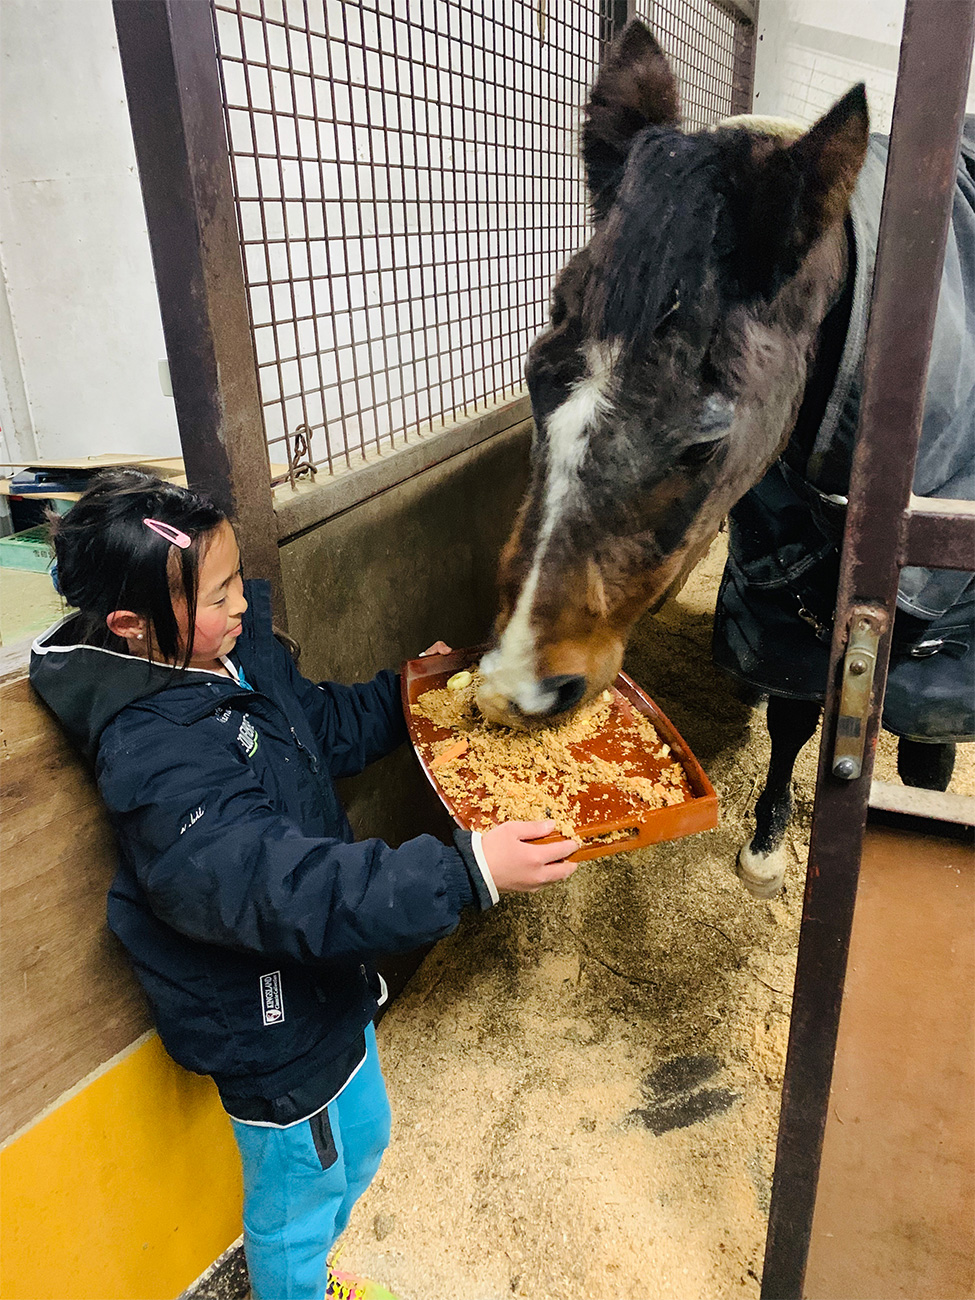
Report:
30,622,206,760
29,581,273,761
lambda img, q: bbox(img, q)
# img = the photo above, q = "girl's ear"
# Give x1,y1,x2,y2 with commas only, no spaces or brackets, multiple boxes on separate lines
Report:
106,610,148,642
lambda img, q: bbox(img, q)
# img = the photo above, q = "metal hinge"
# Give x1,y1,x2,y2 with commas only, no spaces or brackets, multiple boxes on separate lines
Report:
831,605,889,781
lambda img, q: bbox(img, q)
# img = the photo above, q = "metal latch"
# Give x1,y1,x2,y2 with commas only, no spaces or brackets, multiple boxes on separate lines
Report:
832,606,888,781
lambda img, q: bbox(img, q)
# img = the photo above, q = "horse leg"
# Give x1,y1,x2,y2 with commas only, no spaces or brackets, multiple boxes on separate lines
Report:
737,696,822,899
896,738,956,791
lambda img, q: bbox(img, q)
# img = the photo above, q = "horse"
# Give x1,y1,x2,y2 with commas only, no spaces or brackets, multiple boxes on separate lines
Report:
475,21,974,897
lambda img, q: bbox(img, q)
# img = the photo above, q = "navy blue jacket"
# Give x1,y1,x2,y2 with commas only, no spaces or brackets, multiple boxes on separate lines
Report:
30,582,489,1114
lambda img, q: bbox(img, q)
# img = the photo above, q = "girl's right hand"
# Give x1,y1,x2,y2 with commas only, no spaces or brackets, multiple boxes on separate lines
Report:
480,820,579,893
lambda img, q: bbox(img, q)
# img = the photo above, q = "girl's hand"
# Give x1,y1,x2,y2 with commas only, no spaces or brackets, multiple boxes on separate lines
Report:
480,820,579,893
419,640,452,657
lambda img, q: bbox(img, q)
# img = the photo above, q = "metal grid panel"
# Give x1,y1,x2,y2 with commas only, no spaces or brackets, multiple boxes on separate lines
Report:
642,0,746,130
211,0,753,483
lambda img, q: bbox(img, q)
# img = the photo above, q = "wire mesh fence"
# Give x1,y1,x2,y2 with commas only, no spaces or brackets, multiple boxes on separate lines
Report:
644,0,752,130
211,0,754,484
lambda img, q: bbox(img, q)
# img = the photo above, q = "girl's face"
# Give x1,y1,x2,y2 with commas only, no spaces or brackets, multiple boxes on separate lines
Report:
176,520,248,669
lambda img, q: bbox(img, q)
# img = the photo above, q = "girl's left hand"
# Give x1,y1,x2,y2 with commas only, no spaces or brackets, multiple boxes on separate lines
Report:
419,640,452,657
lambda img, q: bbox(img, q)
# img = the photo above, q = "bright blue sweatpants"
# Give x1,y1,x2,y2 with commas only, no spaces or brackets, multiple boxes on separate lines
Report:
230,1023,392,1300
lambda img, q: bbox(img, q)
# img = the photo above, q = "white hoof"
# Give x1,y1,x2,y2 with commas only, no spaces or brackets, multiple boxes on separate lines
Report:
736,843,787,899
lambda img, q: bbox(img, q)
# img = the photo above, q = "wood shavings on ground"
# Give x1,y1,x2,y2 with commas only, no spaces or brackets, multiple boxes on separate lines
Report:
334,535,975,1300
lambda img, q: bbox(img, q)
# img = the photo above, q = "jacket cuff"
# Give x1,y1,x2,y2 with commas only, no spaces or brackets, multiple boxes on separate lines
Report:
453,829,498,910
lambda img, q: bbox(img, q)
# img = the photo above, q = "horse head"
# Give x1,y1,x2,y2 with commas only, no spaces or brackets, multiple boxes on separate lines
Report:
477,21,869,728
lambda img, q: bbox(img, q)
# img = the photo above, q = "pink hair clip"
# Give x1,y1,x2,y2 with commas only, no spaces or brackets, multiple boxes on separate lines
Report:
143,518,192,549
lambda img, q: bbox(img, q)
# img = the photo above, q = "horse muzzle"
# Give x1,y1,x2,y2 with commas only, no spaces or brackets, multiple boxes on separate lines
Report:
476,640,622,729
476,671,588,728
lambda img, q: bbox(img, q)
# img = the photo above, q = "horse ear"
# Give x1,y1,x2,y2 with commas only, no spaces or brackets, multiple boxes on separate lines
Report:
583,22,681,221
739,83,870,297
786,83,870,233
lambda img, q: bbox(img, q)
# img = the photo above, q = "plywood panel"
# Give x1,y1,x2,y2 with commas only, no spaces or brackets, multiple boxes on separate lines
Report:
0,671,151,1141
806,825,975,1299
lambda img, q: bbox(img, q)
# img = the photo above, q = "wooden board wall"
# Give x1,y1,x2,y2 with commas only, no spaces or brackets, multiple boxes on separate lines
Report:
0,658,150,1141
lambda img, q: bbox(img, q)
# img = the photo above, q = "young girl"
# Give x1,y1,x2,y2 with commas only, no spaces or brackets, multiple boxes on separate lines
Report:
30,469,578,1300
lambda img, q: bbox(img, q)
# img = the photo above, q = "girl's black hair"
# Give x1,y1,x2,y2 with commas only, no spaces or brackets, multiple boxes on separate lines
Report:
52,469,227,666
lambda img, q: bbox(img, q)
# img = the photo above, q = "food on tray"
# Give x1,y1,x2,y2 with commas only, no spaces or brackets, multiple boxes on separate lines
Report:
411,668,690,840
429,737,469,771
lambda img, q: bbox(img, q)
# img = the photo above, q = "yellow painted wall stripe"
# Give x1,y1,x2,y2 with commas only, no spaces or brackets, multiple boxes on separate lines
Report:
0,1035,243,1300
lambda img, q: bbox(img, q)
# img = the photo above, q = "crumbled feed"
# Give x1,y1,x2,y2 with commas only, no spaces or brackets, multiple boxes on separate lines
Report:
411,671,690,841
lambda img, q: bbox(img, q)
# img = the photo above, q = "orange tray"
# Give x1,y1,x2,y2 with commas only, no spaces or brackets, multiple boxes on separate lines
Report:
402,647,718,862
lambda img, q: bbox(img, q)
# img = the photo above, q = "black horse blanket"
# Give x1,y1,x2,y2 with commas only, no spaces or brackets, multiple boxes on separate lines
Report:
713,120,975,741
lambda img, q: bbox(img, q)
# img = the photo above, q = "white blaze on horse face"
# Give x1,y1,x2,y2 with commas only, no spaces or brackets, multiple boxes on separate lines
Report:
480,342,618,716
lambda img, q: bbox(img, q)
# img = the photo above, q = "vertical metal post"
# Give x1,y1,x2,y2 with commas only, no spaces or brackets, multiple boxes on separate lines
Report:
760,2,975,1296
600,0,634,49
113,0,285,621
730,3,757,114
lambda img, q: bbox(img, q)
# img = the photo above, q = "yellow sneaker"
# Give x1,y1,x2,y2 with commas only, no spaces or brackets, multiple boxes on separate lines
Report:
325,1268,399,1300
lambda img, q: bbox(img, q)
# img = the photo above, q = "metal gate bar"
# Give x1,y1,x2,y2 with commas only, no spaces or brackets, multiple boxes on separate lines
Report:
113,0,285,619
760,2,975,1295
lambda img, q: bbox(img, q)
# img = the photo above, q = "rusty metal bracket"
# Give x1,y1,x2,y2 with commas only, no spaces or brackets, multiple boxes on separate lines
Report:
270,425,318,490
831,606,888,780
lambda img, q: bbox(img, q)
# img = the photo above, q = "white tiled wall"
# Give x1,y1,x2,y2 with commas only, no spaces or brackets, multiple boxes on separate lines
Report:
753,0,975,134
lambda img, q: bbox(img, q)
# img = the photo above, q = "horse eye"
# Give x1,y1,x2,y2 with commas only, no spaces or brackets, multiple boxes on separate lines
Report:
678,439,723,468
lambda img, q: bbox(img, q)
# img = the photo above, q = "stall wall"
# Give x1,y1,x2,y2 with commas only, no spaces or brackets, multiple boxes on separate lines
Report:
279,422,532,855
0,1037,242,1300
0,667,242,1300
753,0,975,131
11,3,975,1297
0,0,179,464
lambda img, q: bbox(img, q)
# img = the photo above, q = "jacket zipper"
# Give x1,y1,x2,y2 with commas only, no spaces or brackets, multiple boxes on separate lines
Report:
289,726,320,774
201,683,323,778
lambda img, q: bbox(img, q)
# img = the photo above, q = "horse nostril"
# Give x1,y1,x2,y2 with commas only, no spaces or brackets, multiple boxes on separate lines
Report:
540,674,587,715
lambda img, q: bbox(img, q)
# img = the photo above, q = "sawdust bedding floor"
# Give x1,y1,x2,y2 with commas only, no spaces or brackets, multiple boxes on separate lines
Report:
334,539,974,1300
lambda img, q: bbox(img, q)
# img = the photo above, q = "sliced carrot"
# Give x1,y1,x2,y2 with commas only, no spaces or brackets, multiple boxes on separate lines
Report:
430,737,469,771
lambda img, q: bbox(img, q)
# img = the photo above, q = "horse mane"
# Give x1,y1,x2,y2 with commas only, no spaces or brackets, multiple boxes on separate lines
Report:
583,116,817,353
717,114,806,141
584,128,738,353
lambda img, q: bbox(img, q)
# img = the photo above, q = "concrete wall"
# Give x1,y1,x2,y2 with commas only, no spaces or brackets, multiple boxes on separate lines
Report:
280,422,532,854
753,0,975,133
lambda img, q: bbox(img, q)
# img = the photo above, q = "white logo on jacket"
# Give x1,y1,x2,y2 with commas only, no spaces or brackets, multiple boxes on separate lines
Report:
179,805,205,835
237,715,259,757
260,971,285,1025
